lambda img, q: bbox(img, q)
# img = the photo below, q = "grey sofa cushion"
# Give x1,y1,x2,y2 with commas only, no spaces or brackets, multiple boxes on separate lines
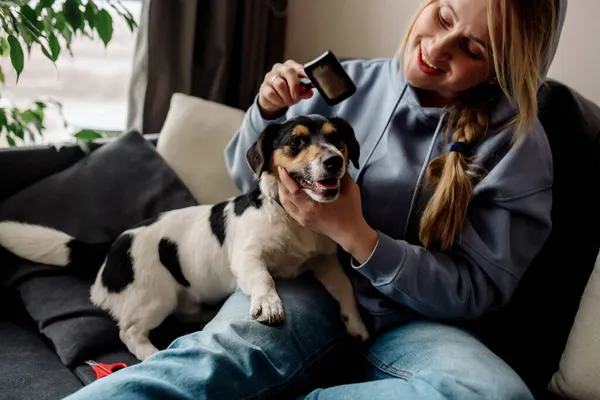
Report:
0,130,199,367
0,130,194,242
0,320,84,399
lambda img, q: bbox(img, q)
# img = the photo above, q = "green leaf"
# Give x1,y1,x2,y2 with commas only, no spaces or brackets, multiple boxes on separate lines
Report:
42,12,53,33
74,129,103,141
35,0,55,14
0,65,4,84
0,109,7,126
54,10,66,31
62,24,73,42
0,37,9,57
56,12,73,51
84,2,97,29
122,15,137,33
38,0,55,9
40,43,52,60
48,32,59,60
108,3,137,32
7,35,24,82
12,125,24,140
15,23,35,53
6,134,16,147
95,9,112,46
20,109,36,124
118,3,137,28
63,0,84,33
19,5,41,31
17,6,45,54
33,109,44,123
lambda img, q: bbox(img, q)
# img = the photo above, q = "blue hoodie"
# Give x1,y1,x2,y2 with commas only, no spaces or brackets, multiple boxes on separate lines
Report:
225,0,568,332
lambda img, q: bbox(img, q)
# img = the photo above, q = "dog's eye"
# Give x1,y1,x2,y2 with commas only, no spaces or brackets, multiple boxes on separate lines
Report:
289,137,305,149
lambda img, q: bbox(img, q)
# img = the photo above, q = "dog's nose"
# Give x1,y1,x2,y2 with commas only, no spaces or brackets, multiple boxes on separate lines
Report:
322,155,344,172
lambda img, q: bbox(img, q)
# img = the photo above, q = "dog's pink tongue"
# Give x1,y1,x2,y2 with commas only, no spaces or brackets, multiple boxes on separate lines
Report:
315,179,339,190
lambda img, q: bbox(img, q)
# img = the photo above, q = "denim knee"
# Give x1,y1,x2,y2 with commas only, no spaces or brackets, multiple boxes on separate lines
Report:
171,276,352,397
365,320,533,400
66,275,352,400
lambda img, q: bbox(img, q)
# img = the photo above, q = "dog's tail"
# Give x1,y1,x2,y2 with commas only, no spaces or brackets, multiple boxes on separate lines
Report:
0,221,112,280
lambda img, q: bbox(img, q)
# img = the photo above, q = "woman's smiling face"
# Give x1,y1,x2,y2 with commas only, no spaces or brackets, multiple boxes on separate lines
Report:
404,0,495,105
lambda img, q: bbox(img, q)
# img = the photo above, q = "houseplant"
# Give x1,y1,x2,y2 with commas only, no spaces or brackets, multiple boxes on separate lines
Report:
0,0,137,147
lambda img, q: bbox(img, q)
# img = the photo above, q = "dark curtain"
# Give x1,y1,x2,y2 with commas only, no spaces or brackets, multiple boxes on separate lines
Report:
126,0,288,134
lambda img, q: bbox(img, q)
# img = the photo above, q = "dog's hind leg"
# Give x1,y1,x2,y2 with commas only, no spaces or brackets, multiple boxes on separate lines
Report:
118,292,178,361
308,254,370,342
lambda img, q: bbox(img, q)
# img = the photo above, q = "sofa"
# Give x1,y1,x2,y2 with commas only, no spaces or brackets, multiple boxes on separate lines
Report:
0,79,599,400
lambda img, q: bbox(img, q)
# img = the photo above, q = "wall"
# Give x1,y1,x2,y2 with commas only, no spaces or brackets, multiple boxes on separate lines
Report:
284,0,600,105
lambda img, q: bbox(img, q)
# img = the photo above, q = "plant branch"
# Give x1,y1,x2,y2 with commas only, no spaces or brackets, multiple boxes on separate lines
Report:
0,0,139,148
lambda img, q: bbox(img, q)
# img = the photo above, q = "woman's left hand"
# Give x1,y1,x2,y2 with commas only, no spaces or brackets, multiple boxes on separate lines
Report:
277,167,378,262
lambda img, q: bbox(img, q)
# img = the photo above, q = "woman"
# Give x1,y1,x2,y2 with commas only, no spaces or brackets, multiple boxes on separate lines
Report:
66,0,566,399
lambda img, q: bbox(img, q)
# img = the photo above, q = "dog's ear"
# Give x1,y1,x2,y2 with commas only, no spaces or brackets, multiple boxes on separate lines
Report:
246,123,280,178
330,117,360,169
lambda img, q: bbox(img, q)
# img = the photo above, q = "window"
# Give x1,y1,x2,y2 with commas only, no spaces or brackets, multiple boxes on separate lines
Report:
0,0,143,147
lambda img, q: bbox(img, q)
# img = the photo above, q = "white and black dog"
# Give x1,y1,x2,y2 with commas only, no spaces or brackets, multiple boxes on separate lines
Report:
0,114,369,361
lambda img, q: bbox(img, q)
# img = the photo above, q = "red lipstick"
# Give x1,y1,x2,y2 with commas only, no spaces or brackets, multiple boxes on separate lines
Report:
418,46,444,76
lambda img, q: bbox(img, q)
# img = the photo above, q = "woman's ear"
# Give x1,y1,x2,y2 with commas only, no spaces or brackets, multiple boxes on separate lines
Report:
246,123,280,178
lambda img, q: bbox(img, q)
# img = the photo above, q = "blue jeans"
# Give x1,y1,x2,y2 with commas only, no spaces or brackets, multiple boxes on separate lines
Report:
65,276,532,400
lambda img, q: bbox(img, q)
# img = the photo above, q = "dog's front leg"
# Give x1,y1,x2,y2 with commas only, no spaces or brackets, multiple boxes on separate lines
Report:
231,253,284,325
307,254,370,342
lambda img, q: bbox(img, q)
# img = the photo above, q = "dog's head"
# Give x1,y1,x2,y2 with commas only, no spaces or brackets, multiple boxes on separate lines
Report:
246,115,360,203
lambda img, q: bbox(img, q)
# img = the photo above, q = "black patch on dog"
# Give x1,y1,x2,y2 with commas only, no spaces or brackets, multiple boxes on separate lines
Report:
101,234,135,293
233,188,263,216
158,238,190,287
65,240,112,281
209,201,228,245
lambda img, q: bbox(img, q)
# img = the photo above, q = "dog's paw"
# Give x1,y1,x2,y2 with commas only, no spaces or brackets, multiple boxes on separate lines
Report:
250,293,285,325
136,345,160,361
342,313,370,342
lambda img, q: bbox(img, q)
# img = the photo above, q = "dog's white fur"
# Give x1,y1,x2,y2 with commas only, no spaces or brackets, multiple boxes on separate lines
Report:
0,222,71,265
0,131,369,361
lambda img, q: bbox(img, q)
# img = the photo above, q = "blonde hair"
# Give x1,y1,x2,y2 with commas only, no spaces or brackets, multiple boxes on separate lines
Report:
399,0,557,250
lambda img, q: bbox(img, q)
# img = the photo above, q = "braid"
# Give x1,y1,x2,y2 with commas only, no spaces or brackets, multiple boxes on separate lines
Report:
419,98,491,250
403,0,557,251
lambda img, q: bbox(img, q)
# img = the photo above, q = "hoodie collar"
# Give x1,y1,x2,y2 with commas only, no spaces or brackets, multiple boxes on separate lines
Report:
388,51,447,124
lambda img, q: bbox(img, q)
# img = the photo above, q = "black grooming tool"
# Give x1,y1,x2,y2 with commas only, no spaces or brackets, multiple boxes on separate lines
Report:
299,50,356,106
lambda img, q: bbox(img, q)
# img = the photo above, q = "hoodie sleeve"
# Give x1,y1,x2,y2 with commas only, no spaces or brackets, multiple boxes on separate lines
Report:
351,183,552,321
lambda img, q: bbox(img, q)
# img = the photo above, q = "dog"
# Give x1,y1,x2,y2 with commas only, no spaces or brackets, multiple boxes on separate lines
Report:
0,114,369,361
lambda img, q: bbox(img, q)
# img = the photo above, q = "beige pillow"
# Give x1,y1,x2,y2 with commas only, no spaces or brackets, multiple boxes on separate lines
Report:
156,93,245,205
548,248,600,399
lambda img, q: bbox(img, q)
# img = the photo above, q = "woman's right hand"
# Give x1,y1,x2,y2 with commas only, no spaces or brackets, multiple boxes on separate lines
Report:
258,60,314,119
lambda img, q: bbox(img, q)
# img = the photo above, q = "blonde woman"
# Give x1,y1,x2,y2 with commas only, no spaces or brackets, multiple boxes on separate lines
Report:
66,0,566,399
